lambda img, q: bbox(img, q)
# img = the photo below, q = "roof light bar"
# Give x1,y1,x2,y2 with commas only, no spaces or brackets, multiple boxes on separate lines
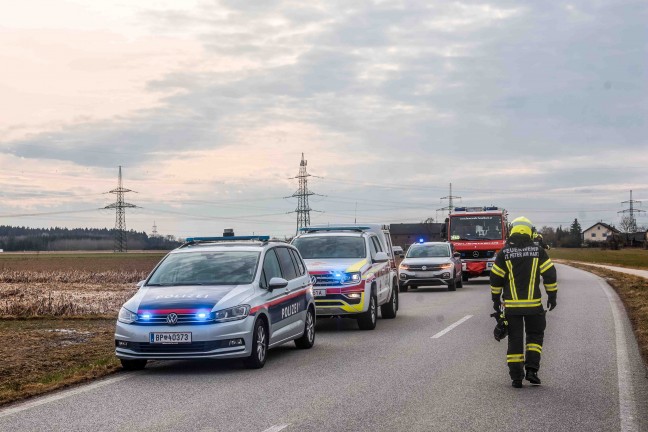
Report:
185,236,270,242
299,226,371,233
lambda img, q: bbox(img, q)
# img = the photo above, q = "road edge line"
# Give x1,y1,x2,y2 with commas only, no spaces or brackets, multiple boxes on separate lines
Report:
597,276,639,432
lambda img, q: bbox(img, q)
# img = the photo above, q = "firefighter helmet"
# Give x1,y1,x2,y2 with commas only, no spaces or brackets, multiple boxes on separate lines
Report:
510,216,534,237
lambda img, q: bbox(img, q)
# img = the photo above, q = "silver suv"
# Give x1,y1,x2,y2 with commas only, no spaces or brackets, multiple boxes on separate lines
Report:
115,236,315,370
398,242,463,292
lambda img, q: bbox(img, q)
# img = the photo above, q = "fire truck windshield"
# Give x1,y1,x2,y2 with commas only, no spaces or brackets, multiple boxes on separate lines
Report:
450,215,503,241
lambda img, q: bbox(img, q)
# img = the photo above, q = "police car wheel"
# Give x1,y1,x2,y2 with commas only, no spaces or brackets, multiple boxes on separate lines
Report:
120,359,147,371
381,284,397,319
295,307,315,349
244,319,268,369
357,293,377,330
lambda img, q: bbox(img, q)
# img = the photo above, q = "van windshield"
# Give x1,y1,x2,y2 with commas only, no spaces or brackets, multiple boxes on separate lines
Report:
293,236,366,259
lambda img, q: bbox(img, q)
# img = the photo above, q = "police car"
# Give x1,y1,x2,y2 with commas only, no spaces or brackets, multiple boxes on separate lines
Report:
115,236,316,370
291,225,398,330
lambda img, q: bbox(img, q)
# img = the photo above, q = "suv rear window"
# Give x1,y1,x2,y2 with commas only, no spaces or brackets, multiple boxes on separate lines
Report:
293,236,366,259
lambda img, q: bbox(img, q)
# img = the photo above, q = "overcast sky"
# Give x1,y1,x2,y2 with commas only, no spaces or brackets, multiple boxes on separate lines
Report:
0,0,646,239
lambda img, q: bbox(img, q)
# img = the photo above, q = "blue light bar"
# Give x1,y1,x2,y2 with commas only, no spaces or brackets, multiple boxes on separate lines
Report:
483,206,499,211
454,207,466,211
299,226,371,232
185,236,270,242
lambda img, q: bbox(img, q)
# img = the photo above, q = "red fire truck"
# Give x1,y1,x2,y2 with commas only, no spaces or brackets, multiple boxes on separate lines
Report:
446,207,508,281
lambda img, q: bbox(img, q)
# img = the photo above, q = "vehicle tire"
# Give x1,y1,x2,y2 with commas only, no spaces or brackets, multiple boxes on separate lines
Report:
457,272,464,288
462,273,469,282
448,274,457,291
120,359,147,371
357,291,377,330
399,282,409,292
244,318,268,369
381,282,398,319
294,307,315,349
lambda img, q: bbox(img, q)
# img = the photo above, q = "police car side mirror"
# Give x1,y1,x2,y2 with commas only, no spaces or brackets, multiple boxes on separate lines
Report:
374,252,389,263
268,277,289,291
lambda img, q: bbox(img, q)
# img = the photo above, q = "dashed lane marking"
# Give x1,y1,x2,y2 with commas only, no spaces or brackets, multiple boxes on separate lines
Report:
261,425,289,432
431,315,473,339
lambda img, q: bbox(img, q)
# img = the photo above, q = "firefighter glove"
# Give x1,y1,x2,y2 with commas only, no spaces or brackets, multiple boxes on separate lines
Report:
493,298,501,312
547,293,557,311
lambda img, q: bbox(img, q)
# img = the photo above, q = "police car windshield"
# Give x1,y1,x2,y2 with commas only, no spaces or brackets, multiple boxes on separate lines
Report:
407,244,450,258
450,215,503,241
147,251,260,286
293,236,366,259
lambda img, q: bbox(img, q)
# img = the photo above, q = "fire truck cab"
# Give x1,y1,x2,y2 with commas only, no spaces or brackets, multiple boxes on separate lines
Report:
446,207,508,281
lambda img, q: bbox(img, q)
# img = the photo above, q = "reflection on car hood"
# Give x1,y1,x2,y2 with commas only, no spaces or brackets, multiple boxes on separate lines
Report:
123,285,252,313
402,257,452,265
303,258,370,273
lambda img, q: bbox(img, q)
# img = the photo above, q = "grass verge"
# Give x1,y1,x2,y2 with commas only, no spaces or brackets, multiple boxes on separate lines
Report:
550,248,648,270
566,262,648,366
0,319,120,407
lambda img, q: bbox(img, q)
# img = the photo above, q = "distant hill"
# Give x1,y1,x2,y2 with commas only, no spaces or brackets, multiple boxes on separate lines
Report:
0,226,181,251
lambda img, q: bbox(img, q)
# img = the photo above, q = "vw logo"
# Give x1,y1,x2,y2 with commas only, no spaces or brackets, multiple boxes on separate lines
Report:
422,266,427,271
166,313,178,325
473,251,479,258
310,275,318,284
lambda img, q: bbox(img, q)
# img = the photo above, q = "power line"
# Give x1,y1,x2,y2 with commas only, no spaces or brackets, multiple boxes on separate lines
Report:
103,166,138,252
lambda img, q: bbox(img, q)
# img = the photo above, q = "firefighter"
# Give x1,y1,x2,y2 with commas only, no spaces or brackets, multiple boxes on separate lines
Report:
533,231,550,250
490,216,557,388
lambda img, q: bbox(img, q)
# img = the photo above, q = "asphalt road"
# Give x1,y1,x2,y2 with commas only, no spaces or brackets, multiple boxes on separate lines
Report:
2,264,648,432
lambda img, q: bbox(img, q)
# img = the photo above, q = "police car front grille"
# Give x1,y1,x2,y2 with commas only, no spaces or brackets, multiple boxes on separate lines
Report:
128,341,227,353
312,275,339,287
136,314,214,325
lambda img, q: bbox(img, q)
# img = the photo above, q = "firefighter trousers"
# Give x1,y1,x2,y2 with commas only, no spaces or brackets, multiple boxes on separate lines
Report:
506,312,546,380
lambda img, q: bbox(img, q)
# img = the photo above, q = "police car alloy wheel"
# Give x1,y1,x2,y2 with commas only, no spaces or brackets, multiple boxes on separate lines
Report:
245,319,268,369
295,307,315,349
381,282,398,319
357,293,377,330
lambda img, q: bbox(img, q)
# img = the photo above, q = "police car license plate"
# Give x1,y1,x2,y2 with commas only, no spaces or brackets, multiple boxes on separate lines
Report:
313,288,327,297
150,332,192,344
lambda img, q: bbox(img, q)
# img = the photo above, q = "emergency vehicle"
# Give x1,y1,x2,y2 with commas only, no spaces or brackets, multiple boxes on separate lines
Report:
291,224,398,330
446,207,508,281
115,236,315,370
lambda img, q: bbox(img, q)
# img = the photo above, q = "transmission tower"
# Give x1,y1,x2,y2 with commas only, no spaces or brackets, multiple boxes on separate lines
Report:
151,221,158,238
104,166,138,252
288,153,320,234
437,183,461,217
618,190,645,232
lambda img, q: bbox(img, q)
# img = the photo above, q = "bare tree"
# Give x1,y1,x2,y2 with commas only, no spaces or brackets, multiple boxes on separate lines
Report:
619,215,637,233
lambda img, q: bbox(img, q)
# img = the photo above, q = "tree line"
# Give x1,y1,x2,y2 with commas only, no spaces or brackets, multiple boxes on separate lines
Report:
0,226,180,251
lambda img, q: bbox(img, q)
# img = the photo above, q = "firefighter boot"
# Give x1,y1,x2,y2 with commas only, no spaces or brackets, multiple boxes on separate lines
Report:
512,380,523,388
525,369,541,385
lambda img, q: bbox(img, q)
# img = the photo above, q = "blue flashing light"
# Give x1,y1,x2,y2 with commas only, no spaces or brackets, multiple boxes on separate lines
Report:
418,238,424,243
454,207,466,212
197,312,207,319
484,206,499,211
140,314,151,320
185,236,270,242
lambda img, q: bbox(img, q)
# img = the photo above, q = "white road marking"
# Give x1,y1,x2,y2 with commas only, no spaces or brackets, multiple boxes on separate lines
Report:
597,277,639,432
0,373,136,418
261,425,289,432
431,315,473,339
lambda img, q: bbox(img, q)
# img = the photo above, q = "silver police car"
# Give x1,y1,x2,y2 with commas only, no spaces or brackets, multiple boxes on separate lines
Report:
115,236,316,370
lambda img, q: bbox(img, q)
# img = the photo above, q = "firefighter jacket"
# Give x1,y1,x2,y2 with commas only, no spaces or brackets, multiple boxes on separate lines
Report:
490,234,557,315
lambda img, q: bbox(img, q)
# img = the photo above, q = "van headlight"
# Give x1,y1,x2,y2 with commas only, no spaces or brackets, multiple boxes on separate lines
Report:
118,307,137,324
214,305,250,322
341,272,361,285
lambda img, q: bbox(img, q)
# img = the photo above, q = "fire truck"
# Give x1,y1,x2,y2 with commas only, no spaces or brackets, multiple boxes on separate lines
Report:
445,207,508,281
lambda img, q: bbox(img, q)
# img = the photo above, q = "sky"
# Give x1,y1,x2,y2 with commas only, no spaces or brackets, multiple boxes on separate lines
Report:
0,0,646,239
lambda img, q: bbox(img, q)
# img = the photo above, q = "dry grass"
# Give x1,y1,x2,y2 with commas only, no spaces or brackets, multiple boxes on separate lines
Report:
567,263,648,365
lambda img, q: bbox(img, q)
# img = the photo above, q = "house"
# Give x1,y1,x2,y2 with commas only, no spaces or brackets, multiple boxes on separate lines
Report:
389,223,445,250
582,222,619,243
624,231,647,248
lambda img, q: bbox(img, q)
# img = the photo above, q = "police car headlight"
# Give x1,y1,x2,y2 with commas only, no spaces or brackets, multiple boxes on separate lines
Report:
118,307,137,324
341,272,361,285
214,305,250,322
